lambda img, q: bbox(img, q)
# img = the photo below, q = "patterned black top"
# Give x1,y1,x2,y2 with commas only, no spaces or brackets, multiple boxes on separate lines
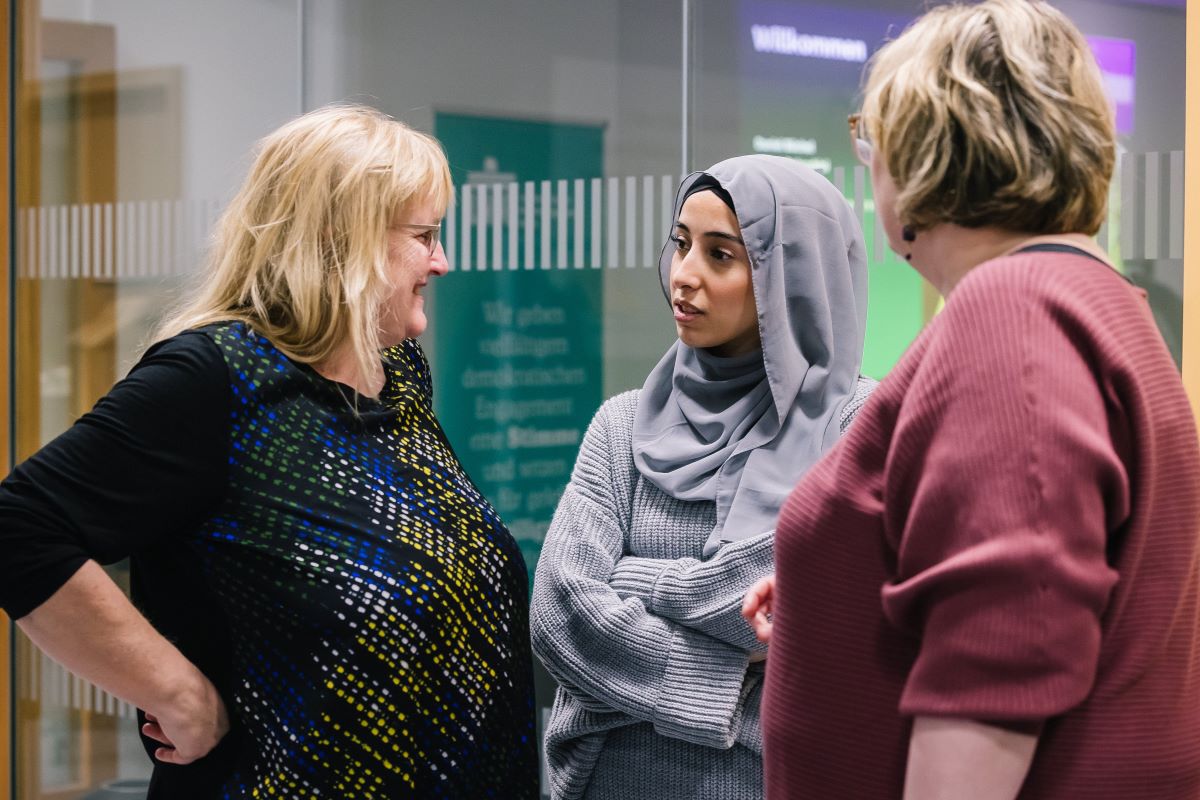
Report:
0,321,538,799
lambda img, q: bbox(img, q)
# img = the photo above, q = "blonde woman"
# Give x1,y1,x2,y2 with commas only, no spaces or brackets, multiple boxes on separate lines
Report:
0,104,537,799
746,2,1200,798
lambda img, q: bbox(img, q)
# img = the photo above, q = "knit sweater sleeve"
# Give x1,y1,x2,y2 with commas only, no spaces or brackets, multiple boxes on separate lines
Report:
606,374,878,652
880,260,1125,722
607,531,772,652
530,395,753,750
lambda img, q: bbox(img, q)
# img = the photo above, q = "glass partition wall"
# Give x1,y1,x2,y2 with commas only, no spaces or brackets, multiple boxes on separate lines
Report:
4,0,1191,797
693,0,1188,372
10,1,303,797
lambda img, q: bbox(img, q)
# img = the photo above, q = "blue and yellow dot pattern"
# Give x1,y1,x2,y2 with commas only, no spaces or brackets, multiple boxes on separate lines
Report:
192,323,537,798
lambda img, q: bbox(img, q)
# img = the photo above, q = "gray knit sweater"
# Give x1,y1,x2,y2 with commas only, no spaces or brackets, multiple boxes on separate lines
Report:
530,377,876,800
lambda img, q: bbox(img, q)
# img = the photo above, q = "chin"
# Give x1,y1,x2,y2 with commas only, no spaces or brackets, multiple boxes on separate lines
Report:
405,315,428,339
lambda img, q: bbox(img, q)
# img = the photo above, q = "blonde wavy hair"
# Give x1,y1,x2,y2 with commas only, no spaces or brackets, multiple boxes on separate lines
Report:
860,0,1114,235
155,103,453,387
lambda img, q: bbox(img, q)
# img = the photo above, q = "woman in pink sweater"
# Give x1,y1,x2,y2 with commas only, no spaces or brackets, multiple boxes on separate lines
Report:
744,1,1200,798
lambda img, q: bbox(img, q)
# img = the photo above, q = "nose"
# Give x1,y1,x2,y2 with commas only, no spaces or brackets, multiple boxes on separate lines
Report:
670,249,700,293
430,240,450,276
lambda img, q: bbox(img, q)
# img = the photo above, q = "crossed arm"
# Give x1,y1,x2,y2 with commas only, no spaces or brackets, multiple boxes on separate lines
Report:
529,400,767,750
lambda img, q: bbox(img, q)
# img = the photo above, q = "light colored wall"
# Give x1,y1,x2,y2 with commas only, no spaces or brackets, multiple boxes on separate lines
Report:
40,0,302,373
304,0,684,395
39,0,1185,198
43,0,301,202
305,0,682,177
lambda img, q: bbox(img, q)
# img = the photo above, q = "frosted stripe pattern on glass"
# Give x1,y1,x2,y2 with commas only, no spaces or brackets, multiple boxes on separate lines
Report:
12,156,1184,278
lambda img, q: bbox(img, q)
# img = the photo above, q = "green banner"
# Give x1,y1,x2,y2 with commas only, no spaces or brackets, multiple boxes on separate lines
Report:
431,112,604,589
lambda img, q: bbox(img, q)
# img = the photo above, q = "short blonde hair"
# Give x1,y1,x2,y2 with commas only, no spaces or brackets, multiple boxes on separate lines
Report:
861,0,1114,235
155,103,453,386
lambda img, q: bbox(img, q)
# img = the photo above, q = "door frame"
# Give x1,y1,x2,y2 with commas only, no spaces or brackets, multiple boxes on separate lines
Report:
1184,0,1200,417
1,0,13,788
9,4,120,798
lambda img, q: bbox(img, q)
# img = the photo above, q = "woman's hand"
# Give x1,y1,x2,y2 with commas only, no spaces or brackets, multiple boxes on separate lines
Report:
742,574,775,644
142,678,231,764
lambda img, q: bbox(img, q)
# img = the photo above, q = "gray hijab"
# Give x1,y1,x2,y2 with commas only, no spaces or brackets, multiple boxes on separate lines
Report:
632,155,868,557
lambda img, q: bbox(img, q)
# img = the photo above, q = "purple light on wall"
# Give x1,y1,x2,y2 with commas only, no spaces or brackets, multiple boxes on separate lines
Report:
1086,35,1136,135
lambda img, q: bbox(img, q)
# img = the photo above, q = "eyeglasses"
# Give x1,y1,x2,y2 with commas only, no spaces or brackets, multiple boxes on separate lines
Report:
394,222,442,256
847,113,873,167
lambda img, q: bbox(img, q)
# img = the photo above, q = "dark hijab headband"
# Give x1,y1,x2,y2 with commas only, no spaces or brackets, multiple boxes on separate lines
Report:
682,174,736,213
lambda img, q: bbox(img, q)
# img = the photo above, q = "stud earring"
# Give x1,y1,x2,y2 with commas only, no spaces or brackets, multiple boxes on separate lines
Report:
901,225,916,261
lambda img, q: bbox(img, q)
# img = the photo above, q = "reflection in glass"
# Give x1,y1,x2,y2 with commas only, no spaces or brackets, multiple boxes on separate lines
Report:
15,2,301,797
8,2,1189,799
693,0,1186,373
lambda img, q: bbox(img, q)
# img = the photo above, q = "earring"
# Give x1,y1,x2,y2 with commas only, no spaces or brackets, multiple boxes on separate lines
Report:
901,225,916,261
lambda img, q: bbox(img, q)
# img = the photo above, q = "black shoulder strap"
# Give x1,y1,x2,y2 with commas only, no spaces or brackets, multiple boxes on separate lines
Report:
1014,243,1134,285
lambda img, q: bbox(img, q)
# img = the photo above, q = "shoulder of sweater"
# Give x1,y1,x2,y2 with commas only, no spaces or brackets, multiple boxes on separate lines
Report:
593,390,641,455
958,249,1129,301
569,390,640,506
142,326,227,363
939,253,1146,351
588,389,640,439
854,374,879,394
840,375,878,434
598,388,639,418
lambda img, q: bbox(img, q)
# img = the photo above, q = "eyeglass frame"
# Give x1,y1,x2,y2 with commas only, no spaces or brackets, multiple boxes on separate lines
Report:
394,222,442,256
847,113,873,168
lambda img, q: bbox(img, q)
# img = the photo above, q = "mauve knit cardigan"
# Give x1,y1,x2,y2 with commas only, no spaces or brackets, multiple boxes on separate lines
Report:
764,251,1200,798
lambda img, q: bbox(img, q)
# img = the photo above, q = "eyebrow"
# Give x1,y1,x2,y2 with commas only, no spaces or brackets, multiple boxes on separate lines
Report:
675,221,744,245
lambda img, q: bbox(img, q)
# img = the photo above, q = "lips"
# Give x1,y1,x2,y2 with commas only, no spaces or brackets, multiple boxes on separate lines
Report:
674,299,702,322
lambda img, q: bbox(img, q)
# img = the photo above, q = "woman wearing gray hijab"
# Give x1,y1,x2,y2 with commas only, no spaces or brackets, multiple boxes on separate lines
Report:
529,154,874,799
